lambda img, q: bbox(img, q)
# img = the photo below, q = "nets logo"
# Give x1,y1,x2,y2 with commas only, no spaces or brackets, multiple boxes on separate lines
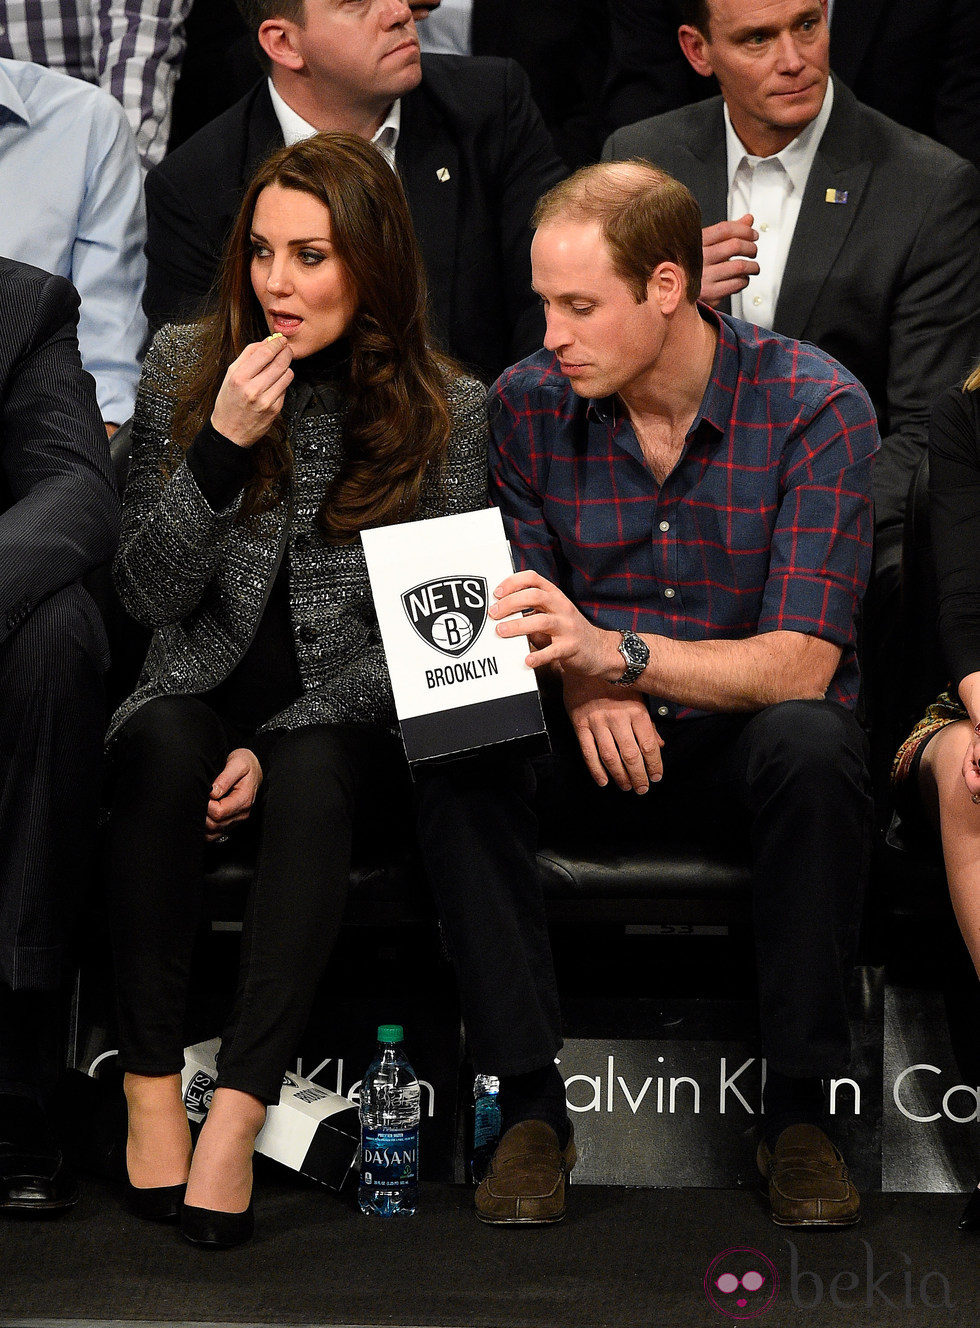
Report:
184,1070,215,1115
401,576,488,658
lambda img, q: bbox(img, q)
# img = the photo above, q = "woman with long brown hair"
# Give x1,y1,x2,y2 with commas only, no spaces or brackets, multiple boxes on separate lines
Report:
105,133,486,1248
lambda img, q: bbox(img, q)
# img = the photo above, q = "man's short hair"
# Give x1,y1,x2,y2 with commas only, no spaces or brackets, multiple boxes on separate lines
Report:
679,1,712,33
533,161,703,304
236,0,305,71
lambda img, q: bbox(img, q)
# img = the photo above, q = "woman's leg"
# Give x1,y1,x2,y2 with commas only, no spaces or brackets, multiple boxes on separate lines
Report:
918,720,980,977
185,723,396,1212
106,695,232,1188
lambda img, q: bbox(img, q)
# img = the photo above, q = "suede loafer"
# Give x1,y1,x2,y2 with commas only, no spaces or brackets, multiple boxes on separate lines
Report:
757,1123,860,1227
475,1119,576,1226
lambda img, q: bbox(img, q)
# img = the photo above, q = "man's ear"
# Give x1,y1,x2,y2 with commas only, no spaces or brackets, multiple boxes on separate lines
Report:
258,17,305,72
678,24,714,79
649,262,685,316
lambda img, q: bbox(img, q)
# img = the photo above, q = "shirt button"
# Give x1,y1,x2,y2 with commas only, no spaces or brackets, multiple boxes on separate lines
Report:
664,587,676,599
657,705,669,717
659,520,670,532
753,295,763,306
759,222,769,232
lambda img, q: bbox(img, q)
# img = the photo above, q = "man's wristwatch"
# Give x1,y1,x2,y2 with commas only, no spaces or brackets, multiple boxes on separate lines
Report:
614,629,649,686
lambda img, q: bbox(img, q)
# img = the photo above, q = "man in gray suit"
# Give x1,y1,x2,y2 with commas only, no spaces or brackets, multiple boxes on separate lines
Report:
603,0,980,579
0,258,119,1212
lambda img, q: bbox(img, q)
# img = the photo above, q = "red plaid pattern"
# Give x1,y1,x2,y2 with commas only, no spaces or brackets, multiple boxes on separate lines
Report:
489,307,879,716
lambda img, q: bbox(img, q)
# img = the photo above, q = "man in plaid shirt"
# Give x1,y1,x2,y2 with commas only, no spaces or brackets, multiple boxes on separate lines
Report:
487,160,878,1227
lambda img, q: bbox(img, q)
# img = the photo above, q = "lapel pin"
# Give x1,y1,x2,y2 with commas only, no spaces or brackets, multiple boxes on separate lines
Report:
824,188,848,204
436,167,451,182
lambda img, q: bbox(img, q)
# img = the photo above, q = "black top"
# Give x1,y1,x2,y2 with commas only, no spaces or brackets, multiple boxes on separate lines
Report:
189,345,352,730
930,384,980,687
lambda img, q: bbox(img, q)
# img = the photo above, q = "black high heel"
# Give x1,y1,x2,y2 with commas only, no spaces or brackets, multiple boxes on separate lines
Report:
180,1198,254,1249
957,1183,980,1231
125,1179,186,1221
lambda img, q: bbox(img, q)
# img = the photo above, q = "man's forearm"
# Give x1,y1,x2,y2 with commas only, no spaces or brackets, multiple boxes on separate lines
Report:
594,628,841,713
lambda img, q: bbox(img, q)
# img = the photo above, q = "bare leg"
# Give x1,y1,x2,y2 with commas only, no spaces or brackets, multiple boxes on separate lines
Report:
184,1087,266,1214
918,720,980,978
124,1072,192,1189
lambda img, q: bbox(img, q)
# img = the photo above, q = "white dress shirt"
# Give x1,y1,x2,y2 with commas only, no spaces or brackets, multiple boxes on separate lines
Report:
267,79,401,170
0,57,146,422
725,79,834,327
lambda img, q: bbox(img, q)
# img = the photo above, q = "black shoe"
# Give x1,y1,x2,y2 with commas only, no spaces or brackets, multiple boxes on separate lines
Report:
0,1094,79,1214
126,1179,186,1222
180,1198,254,1249
957,1184,980,1232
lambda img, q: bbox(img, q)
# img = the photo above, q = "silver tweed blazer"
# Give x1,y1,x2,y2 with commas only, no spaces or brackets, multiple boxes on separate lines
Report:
107,324,488,744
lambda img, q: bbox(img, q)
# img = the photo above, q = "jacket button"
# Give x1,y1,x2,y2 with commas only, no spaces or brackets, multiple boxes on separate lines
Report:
293,532,310,552
299,622,319,644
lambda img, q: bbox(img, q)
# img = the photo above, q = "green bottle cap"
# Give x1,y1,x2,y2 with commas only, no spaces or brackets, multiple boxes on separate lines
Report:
377,1024,403,1043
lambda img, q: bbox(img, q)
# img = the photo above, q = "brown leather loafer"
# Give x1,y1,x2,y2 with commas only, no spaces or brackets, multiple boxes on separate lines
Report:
475,1120,576,1226
757,1123,860,1227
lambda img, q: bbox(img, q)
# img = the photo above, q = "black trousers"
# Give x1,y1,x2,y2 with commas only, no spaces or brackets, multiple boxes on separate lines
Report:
414,749,563,1078
0,584,106,1099
0,584,106,995
107,695,398,1105
536,697,873,1078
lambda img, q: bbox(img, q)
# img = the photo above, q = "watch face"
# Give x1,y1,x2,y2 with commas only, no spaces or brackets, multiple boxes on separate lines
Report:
621,632,648,667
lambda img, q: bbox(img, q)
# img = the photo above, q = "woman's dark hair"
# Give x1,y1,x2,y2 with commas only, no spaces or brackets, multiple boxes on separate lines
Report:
167,132,457,542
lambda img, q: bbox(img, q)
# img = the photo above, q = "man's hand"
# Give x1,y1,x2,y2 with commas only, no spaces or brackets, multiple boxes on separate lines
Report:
490,570,621,679
701,215,759,306
210,333,294,448
563,674,664,793
206,747,263,841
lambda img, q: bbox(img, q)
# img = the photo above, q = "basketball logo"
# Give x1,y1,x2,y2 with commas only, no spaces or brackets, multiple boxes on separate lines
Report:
402,576,488,658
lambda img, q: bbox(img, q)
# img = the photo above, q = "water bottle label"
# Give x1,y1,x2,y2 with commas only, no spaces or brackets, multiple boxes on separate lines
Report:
474,1094,501,1151
360,1128,419,1190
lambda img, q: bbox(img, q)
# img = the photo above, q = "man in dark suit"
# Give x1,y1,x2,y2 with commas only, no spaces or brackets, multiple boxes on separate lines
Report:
0,257,119,1213
145,0,565,385
603,0,980,580
603,1,980,172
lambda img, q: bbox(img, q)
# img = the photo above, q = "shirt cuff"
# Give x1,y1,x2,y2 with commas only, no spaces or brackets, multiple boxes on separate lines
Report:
186,421,254,510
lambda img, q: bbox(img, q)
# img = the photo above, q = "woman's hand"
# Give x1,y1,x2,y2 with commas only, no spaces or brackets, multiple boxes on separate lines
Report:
962,727,980,803
210,334,294,448
206,748,263,841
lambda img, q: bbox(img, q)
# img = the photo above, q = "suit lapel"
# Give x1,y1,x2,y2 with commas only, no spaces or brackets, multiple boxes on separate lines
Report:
829,0,888,85
773,81,871,339
397,79,460,349
688,100,731,312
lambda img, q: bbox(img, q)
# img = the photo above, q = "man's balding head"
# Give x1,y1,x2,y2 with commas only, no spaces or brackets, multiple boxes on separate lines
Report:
534,160,703,304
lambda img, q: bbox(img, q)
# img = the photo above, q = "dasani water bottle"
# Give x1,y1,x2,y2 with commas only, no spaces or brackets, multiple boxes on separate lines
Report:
358,1024,420,1216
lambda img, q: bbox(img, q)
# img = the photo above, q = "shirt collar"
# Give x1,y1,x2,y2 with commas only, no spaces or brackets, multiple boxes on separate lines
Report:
725,76,834,197
0,61,32,126
586,304,732,440
267,77,401,157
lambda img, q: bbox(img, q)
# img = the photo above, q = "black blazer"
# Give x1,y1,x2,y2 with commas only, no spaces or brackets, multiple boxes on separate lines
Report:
604,80,980,543
145,56,565,384
603,0,980,171
0,257,119,651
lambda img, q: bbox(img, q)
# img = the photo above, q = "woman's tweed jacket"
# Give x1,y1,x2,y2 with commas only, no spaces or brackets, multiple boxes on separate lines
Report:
107,324,489,744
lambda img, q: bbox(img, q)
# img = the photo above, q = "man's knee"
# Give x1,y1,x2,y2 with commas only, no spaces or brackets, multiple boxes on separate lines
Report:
740,700,868,786
0,584,104,712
